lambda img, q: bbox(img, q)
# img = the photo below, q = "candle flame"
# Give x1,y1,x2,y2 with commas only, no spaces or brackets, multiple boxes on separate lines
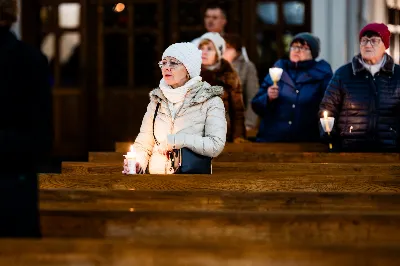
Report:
323,111,328,118
130,144,135,153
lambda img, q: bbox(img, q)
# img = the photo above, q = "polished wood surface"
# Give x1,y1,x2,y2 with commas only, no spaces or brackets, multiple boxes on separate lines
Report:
40,190,400,212
116,142,329,153
62,161,400,175
39,173,400,192
40,209,400,245
0,238,398,265
89,151,400,163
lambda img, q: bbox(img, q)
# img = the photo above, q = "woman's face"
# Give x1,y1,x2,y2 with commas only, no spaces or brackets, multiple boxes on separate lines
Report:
200,42,218,66
289,41,313,63
159,56,189,88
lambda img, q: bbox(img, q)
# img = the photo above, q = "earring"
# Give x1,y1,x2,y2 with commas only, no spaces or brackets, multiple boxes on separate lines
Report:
186,74,190,79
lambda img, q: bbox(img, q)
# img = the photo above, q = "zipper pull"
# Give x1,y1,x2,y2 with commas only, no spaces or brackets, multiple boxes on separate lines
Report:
390,127,397,134
349,126,353,133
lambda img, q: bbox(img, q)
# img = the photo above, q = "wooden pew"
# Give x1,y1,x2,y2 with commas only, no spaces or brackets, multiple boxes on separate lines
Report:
40,190,400,212
39,173,400,192
116,142,329,153
88,151,400,163
39,208,400,246
0,239,398,265
61,161,400,175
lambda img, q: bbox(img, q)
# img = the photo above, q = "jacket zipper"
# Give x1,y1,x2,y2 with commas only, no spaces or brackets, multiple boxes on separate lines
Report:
367,74,378,141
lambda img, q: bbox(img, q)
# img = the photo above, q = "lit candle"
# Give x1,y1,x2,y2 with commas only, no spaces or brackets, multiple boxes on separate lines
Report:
323,110,329,133
269,67,283,86
124,145,136,174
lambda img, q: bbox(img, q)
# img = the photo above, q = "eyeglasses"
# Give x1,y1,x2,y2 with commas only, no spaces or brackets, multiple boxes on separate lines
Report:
360,37,381,46
158,60,183,69
290,46,310,52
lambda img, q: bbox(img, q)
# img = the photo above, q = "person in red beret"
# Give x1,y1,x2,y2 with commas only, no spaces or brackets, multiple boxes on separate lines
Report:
319,23,400,152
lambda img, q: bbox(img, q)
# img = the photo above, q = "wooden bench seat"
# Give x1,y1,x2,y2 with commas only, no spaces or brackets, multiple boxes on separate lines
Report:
61,161,400,175
40,190,400,212
89,151,400,163
39,209,400,245
39,173,400,192
0,239,398,265
116,142,329,153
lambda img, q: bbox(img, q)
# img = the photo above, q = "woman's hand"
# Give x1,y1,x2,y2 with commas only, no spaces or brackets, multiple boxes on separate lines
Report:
267,85,279,101
122,159,144,174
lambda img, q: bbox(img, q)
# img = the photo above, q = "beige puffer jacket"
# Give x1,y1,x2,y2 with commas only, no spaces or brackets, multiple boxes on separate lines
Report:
133,81,227,174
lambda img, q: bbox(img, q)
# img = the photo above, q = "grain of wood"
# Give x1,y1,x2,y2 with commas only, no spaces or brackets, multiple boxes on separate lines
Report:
40,209,400,246
62,161,400,175
89,151,400,163
39,189,400,212
0,239,398,265
39,173,400,192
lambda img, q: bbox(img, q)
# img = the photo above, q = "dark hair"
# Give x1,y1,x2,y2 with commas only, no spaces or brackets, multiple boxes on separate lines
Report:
223,33,242,53
360,30,381,39
205,2,227,18
291,38,307,46
0,0,17,25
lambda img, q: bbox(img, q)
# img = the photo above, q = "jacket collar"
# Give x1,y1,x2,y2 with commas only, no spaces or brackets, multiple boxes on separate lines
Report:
150,81,223,106
352,53,395,75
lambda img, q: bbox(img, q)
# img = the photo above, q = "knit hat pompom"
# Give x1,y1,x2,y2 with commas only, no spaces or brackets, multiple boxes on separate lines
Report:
359,23,391,49
199,32,226,61
162,42,202,78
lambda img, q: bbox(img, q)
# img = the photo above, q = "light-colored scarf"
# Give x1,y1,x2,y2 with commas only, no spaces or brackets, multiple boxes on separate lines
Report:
159,76,202,119
159,76,202,103
360,55,386,76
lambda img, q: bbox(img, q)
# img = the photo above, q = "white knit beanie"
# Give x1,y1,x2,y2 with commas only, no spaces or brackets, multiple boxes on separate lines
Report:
162,42,202,78
199,32,226,61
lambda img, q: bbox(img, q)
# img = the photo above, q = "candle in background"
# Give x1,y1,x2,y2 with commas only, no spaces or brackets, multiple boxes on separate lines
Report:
269,67,283,86
124,144,137,174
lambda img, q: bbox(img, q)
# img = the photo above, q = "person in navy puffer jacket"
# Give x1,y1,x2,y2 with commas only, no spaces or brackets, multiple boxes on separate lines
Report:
252,32,333,142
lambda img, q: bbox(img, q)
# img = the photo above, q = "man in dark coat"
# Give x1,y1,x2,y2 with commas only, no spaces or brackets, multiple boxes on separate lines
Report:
0,0,53,237
319,23,400,152
252,32,333,142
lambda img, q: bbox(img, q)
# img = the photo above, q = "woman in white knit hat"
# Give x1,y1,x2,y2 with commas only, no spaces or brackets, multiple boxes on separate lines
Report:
198,32,246,143
123,42,227,174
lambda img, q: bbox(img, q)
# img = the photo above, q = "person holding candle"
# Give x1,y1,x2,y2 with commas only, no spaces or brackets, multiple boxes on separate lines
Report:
123,42,227,174
251,32,333,142
198,32,247,143
319,23,400,152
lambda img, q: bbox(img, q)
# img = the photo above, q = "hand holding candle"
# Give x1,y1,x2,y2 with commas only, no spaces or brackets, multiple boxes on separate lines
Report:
320,110,335,150
269,67,283,86
320,110,335,133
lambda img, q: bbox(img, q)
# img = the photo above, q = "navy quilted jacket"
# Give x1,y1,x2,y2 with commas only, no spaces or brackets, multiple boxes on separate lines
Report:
319,54,400,152
252,59,333,142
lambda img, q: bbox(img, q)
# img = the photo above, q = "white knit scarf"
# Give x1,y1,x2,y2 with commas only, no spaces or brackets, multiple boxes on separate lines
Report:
159,76,202,103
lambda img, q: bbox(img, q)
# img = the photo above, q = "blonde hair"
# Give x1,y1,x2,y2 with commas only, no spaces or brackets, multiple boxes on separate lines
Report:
199,39,219,63
0,0,17,26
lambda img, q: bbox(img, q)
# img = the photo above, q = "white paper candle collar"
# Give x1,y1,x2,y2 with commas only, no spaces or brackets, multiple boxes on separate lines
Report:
269,67,283,86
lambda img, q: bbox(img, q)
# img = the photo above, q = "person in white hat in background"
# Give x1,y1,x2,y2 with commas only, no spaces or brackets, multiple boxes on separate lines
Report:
123,42,227,174
198,32,246,143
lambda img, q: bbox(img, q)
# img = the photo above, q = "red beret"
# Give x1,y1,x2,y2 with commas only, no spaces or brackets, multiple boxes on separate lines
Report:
359,23,391,49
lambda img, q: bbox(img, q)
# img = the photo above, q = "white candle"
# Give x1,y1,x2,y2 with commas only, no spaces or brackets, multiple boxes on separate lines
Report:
323,111,329,133
124,145,136,174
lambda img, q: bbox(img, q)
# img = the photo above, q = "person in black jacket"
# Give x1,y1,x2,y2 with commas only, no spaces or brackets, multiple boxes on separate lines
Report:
0,0,53,237
319,23,400,152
